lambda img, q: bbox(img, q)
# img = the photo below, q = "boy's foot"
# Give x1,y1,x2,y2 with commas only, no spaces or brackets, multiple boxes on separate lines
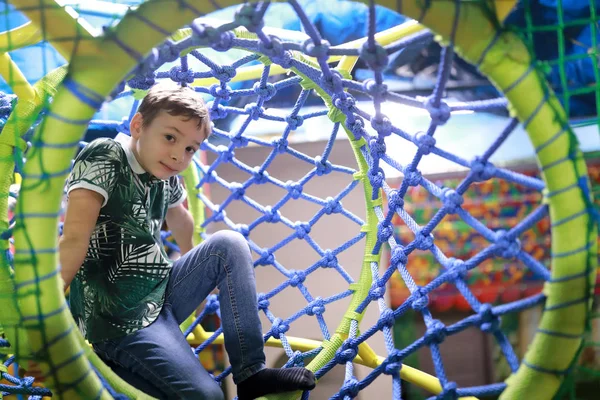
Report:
237,367,316,400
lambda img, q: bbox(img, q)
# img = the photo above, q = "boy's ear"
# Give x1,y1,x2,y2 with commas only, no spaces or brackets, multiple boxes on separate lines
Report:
130,112,143,139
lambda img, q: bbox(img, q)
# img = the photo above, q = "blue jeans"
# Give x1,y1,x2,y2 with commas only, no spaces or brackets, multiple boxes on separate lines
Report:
93,231,266,399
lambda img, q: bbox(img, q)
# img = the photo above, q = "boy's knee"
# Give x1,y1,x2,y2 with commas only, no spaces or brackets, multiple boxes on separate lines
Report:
210,230,250,257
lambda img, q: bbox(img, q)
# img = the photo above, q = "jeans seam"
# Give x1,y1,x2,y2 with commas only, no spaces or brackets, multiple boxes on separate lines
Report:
224,260,247,370
117,346,182,399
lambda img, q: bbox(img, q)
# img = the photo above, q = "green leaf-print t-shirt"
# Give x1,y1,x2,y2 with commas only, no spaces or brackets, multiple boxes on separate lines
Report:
66,133,186,344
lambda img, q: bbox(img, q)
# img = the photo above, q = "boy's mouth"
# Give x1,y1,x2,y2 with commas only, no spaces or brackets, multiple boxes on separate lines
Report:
160,162,178,174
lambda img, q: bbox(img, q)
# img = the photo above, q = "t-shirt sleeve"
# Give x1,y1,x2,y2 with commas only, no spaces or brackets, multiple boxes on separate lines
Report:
168,175,187,209
66,139,122,207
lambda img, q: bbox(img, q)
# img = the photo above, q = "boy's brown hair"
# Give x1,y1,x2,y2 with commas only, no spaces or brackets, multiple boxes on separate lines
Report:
138,82,211,138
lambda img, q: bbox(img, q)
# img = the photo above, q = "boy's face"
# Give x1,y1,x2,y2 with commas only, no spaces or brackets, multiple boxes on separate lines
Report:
130,110,206,180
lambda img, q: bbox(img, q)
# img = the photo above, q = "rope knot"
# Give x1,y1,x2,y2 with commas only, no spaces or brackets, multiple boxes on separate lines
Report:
414,230,434,251
285,181,302,200
256,249,274,266
204,170,217,184
294,222,311,239
324,197,342,214
494,229,521,259
411,287,429,310
447,258,467,280
363,79,388,98
289,270,306,287
377,309,396,330
231,133,249,147
414,131,436,155
169,65,195,84
264,206,281,223
245,103,264,120
377,222,393,243
442,188,463,214
214,66,236,82
403,168,422,187
272,137,288,153
258,36,293,68
287,350,304,367
302,38,330,59
424,96,451,126
387,189,404,211
369,283,386,300
371,116,392,138
390,245,408,267
212,210,225,222
191,22,233,51
209,104,228,121
314,156,332,176
340,378,361,398
382,350,402,376
336,341,358,364
348,117,365,138
470,157,496,182
220,145,235,162
271,318,289,339
234,3,264,33
369,167,385,188
273,51,293,69
253,82,277,101
332,93,355,112
252,167,269,184
322,250,338,268
286,181,303,199
369,138,386,156
306,297,325,316
257,293,270,310
438,382,458,400
258,35,284,58
360,42,389,71
230,183,245,200
478,303,500,333
22,376,35,387
424,319,447,345
320,70,344,93
237,224,250,237
205,294,220,314
285,114,304,130
209,83,232,101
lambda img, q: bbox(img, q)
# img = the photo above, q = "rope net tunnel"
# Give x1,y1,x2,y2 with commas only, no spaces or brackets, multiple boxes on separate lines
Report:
0,0,598,399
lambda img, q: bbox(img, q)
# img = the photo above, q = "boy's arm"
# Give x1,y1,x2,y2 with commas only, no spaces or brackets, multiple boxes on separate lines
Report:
166,203,194,255
59,188,103,290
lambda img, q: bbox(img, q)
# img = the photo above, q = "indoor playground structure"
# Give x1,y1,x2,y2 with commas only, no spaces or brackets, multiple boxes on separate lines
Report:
1,0,600,399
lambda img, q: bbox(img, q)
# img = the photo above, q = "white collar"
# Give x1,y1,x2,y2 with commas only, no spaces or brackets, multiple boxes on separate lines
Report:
114,133,146,175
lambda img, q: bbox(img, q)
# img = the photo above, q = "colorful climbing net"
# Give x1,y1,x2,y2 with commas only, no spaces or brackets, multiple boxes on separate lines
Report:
0,1,598,399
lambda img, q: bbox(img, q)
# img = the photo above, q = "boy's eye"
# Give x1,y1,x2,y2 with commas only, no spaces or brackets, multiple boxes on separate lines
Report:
165,135,175,142
186,147,196,154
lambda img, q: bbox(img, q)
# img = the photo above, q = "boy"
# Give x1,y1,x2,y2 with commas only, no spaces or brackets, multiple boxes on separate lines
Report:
59,83,315,399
